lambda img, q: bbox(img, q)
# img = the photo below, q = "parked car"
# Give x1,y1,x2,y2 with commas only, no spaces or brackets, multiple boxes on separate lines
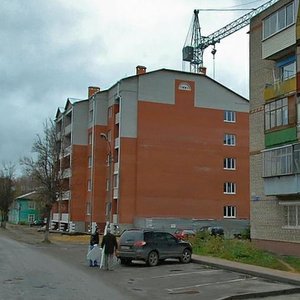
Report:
174,229,196,240
117,229,192,266
29,220,45,227
198,226,224,237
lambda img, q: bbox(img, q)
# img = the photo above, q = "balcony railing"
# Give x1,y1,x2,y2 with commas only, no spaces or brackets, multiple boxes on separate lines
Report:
113,188,119,199
115,137,120,149
59,190,71,201
264,77,296,101
64,123,72,135
114,162,119,174
51,213,69,222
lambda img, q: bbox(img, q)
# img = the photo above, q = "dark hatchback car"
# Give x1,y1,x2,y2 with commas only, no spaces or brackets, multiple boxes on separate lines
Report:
117,229,193,266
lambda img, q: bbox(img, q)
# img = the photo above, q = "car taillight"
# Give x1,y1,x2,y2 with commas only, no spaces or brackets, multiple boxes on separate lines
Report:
134,240,146,247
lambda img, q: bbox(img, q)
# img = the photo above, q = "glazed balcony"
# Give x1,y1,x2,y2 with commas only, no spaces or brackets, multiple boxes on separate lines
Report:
264,174,300,196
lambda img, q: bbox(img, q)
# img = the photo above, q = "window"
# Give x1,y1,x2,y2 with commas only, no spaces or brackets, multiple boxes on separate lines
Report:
224,158,236,170
283,205,300,228
224,182,236,194
281,61,296,80
224,134,236,146
224,206,236,218
88,132,92,144
86,202,91,215
264,98,288,130
224,111,236,122
88,156,92,168
28,201,35,209
28,214,35,223
87,180,92,191
263,2,295,39
89,109,93,122
108,106,113,118
263,145,293,177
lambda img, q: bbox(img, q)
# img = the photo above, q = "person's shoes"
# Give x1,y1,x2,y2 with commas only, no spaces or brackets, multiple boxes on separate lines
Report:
93,264,99,267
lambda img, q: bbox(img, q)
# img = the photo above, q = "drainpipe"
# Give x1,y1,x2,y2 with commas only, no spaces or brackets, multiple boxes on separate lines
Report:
116,81,121,225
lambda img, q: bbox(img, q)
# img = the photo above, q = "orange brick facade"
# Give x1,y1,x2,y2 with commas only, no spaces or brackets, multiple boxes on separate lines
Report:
54,68,249,232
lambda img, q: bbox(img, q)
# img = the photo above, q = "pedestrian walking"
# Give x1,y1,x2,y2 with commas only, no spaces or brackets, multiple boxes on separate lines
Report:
101,227,118,270
88,227,99,267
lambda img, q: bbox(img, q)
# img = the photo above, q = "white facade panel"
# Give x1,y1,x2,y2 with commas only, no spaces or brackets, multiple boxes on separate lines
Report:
262,25,296,59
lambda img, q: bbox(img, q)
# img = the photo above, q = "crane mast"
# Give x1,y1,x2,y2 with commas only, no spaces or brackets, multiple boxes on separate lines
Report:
183,0,280,73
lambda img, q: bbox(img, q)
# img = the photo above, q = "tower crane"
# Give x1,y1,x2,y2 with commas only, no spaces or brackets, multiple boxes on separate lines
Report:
183,0,280,73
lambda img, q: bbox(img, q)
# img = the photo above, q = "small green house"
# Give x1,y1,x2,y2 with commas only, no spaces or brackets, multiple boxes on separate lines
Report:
8,191,44,225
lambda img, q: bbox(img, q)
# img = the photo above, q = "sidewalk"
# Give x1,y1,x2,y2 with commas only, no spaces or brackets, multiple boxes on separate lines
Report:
192,254,300,286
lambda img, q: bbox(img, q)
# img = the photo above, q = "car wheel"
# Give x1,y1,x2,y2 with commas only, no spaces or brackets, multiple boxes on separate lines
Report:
180,248,192,263
147,251,159,267
120,258,132,265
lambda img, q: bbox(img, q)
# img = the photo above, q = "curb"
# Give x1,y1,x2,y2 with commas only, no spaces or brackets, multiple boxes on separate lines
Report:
192,255,300,299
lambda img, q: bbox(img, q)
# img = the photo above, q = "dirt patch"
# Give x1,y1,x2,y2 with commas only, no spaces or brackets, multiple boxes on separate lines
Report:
1,223,90,245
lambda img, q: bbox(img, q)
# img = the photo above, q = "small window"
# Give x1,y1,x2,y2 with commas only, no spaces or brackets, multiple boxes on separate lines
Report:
224,206,236,218
108,106,113,118
224,182,236,194
224,134,236,146
178,82,191,91
88,156,92,168
89,109,93,122
88,132,92,144
86,202,91,215
28,214,35,223
224,111,236,122
224,158,236,170
28,201,35,209
88,180,92,191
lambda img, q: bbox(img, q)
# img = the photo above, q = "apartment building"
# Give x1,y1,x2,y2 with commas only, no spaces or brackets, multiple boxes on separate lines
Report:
249,0,300,255
53,66,249,233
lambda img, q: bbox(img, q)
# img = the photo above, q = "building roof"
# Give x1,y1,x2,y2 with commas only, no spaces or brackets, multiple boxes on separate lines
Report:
16,191,39,200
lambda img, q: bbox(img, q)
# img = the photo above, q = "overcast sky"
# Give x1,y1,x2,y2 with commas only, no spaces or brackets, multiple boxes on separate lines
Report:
1,0,263,175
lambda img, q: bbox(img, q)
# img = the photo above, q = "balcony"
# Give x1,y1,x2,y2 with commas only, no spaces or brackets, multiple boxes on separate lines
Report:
264,77,296,101
64,123,72,135
52,213,59,221
64,145,71,156
61,168,71,178
114,137,120,149
59,190,71,201
51,213,69,222
61,213,69,223
113,188,118,199
115,112,120,124
114,162,119,174
264,174,300,196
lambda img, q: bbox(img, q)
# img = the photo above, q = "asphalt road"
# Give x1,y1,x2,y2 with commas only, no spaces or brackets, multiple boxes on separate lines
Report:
0,234,128,300
1,225,300,300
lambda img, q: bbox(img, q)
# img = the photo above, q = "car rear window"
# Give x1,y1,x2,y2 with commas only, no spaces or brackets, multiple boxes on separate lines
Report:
120,230,143,244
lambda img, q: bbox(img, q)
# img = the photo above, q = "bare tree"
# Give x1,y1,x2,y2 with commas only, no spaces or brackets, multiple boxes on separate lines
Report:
0,163,15,228
21,119,63,242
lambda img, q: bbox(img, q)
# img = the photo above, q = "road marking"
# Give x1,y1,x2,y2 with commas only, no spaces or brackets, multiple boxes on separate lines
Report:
167,277,258,293
150,269,221,279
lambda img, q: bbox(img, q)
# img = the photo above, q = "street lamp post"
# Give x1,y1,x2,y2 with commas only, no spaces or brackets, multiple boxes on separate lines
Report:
100,133,113,223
